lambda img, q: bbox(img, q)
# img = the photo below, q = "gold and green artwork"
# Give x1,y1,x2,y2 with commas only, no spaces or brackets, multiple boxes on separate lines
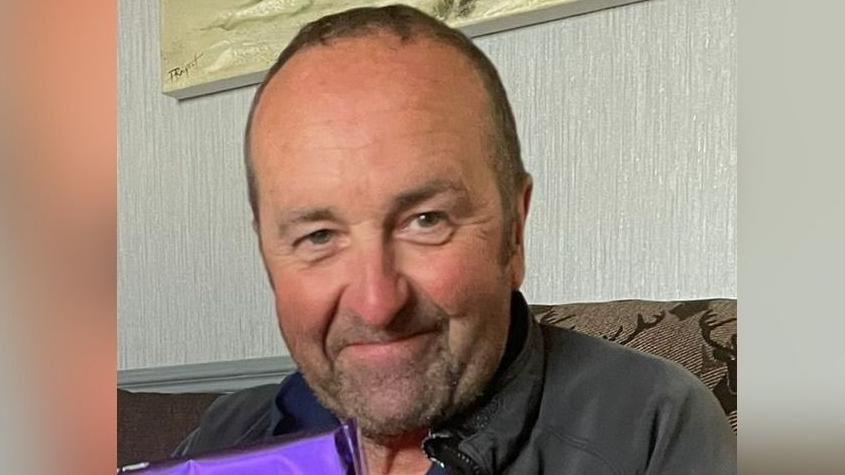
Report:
160,0,638,98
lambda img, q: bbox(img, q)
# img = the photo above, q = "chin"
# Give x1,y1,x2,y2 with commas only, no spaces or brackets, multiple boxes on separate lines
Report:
299,323,506,441
345,379,449,434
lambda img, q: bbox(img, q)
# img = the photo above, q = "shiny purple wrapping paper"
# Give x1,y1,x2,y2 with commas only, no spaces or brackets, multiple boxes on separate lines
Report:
119,421,366,475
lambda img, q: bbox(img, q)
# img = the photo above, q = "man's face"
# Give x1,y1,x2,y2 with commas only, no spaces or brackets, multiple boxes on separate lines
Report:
250,35,529,440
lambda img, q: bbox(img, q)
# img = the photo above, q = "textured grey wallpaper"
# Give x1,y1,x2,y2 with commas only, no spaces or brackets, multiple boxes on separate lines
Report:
118,0,736,370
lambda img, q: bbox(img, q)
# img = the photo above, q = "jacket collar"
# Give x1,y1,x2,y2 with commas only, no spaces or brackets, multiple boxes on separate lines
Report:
435,291,546,473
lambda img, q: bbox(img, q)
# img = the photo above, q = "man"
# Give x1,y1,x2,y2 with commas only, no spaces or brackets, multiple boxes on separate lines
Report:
176,5,736,474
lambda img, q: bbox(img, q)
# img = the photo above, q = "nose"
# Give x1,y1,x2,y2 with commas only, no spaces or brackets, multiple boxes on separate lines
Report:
341,240,411,328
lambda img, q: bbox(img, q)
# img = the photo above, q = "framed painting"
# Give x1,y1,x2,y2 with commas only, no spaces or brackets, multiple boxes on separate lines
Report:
160,0,641,99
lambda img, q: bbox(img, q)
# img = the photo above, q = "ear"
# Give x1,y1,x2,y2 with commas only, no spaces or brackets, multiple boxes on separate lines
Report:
509,175,533,289
253,219,276,292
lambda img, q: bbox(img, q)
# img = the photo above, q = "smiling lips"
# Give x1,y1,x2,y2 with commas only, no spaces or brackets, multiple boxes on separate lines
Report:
339,330,438,362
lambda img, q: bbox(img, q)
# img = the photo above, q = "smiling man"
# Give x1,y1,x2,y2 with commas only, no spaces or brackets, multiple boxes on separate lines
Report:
175,5,735,474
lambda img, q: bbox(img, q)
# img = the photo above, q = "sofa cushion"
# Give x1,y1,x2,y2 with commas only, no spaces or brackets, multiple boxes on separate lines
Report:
118,389,220,467
531,299,737,432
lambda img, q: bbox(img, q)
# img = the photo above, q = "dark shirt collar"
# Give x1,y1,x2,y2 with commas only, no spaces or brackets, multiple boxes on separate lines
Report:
271,371,338,436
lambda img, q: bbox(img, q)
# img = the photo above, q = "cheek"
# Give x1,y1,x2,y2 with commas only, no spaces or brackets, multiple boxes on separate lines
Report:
269,267,338,360
403,240,511,354
406,239,506,312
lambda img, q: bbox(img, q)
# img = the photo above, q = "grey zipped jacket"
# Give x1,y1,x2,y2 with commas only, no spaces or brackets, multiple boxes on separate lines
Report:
175,296,736,474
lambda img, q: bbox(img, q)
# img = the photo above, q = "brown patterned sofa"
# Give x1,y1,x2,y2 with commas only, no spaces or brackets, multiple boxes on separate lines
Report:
118,298,736,466
531,298,737,432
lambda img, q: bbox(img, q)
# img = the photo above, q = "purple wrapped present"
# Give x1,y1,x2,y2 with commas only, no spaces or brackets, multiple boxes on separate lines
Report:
118,420,366,475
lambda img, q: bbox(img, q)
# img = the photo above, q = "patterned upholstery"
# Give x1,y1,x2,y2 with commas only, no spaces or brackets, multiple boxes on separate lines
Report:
118,299,737,466
531,299,737,432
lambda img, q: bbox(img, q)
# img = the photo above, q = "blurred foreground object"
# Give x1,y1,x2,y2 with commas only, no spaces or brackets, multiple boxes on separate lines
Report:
0,0,116,473
118,420,366,474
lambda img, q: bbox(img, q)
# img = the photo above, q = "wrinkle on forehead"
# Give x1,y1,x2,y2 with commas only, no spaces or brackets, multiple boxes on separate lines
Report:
262,123,472,161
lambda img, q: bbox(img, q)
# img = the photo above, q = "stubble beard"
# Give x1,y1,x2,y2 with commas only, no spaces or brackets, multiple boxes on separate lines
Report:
299,319,502,444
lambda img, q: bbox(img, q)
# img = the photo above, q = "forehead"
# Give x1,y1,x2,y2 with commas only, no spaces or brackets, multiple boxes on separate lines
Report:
248,34,496,213
259,34,486,115
252,35,490,152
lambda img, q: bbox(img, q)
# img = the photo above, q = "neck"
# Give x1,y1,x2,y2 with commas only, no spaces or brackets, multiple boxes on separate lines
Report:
362,429,430,475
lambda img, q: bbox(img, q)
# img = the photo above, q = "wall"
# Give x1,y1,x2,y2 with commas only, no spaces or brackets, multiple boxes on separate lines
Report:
118,0,736,371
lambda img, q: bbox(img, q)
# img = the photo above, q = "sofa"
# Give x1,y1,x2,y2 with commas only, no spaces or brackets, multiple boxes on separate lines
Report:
118,298,736,467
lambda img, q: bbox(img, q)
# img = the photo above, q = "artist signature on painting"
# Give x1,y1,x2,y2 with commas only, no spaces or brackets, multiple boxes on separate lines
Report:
167,52,204,82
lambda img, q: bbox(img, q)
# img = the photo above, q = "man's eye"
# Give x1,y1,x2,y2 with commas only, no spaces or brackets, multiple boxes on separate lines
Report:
404,212,453,240
413,212,444,229
301,229,333,246
401,212,453,244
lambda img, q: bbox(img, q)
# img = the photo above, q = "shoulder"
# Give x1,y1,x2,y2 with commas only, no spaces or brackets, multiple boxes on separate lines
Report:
173,383,279,458
535,325,735,472
540,323,710,400
539,324,723,421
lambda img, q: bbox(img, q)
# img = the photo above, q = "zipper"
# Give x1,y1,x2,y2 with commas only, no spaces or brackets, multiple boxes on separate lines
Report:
422,430,484,475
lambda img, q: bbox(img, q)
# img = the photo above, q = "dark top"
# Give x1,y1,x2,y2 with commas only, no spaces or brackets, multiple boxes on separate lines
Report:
175,292,736,474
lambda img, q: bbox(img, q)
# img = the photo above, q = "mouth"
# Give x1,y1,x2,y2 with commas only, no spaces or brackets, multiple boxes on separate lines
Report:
339,330,438,362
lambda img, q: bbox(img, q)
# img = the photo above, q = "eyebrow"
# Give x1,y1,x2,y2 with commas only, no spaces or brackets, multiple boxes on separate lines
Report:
276,179,469,237
276,207,339,237
388,179,469,216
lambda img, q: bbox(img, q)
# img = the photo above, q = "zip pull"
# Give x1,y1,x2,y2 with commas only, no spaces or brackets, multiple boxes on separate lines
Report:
421,429,484,475
421,429,452,468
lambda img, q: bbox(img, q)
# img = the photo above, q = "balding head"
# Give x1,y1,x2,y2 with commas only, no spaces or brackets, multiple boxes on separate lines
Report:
245,5,527,228
246,6,534,446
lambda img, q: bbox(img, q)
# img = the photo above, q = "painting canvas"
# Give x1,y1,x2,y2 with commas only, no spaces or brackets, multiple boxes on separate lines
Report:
160,0,639,99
